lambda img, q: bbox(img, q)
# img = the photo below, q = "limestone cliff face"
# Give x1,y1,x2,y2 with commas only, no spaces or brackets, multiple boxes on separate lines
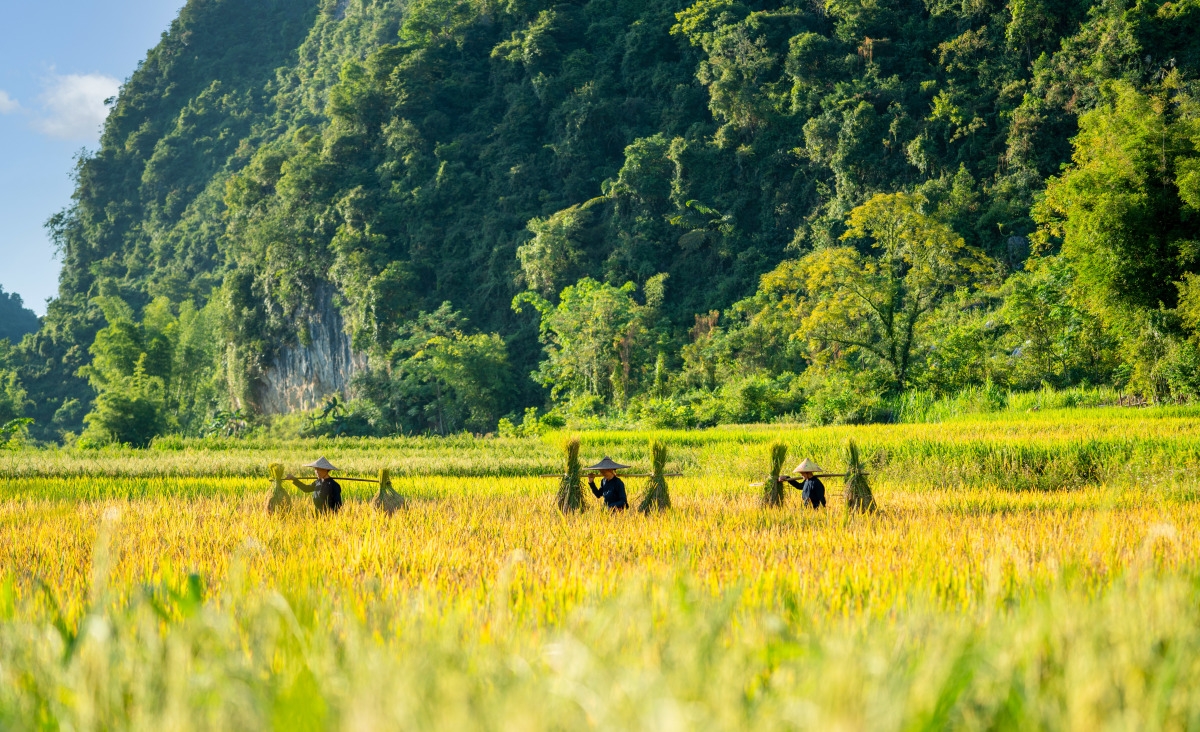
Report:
254,288,366,415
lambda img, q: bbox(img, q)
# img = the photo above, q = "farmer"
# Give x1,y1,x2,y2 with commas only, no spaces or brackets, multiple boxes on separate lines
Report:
286,457,344,514
586,457,629,511
786,458,827,509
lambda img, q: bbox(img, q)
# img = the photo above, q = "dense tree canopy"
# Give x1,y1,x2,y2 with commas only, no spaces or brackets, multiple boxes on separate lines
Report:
10,0,1200,440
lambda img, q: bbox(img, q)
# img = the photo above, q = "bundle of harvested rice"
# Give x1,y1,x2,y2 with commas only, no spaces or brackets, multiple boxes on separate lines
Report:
373,468,406,515
556,436,586,513
267,463,292,514
762,442,788,507
844,439,877,512
637,439,671,514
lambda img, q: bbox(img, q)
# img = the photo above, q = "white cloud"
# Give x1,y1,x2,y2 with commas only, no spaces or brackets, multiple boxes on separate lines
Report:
33,73,119,141
0,91,18,114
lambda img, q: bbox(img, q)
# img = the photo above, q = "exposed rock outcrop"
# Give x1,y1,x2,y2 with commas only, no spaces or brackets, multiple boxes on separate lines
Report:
254,288,366,415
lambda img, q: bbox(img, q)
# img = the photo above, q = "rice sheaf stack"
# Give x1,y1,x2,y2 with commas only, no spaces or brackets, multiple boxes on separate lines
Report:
373,468,406,514
762,442,788,507
267,463,292,514
637,439,671,514
844,439,878,512
557,435,586,513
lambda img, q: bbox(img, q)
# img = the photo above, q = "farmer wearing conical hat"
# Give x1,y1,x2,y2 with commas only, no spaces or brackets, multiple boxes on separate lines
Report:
786,458,827,509
586,456,629,511
286,457,344,514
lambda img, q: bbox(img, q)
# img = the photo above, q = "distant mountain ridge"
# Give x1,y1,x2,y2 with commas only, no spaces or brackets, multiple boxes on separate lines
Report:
0,287,38,344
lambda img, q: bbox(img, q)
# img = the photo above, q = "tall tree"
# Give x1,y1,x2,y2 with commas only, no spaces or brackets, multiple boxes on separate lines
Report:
1035,81,1200,317
787,193,989,391
515,275,666,410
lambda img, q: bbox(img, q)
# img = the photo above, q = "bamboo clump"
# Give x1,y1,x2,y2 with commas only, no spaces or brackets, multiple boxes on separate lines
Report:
762,442,788,507
373,468,406,515
844,440,877,512
267,463,292,514
638,440,671,514
556,436,586,513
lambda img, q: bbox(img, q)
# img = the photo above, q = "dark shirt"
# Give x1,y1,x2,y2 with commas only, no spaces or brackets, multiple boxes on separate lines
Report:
296,477,343,514
786,477,826,508
589,476,628,510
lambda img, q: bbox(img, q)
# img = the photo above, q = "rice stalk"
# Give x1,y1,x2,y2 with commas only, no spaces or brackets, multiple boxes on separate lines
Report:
557,435,586,513
373,468,406,515
638,439,671,514
844,439,877,512
762,442,788,507
266,463,292,514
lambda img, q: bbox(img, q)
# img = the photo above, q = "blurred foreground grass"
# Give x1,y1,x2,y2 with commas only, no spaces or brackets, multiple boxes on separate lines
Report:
3,408,1200,728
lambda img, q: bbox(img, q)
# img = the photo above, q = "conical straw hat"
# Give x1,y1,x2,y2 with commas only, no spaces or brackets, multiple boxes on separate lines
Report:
585,456,631,471
793,458,824,473
302,456,338,471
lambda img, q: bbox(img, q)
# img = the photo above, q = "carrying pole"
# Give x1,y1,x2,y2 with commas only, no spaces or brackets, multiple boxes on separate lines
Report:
749,473,859,486
269,475,381,483
539,472,683,478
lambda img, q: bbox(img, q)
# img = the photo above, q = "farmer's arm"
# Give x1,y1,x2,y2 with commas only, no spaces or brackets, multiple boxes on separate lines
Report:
286,474,317,493
784,477,803,490
588,476,604,498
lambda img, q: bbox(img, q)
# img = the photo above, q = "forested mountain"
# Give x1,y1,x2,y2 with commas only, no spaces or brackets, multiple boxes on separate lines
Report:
0,287,38,344
6,0,1200,443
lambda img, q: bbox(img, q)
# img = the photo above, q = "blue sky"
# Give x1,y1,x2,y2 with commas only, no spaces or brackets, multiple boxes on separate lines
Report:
1,0,186,316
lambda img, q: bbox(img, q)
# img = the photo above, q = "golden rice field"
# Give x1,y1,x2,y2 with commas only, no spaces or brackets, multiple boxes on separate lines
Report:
5,407,1200,729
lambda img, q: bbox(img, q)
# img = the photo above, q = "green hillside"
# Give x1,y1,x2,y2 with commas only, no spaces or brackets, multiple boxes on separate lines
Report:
0,287,38,345
7,0,1200,443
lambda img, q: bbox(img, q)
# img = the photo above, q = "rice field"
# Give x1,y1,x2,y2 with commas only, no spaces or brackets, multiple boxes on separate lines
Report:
5,407,1200,729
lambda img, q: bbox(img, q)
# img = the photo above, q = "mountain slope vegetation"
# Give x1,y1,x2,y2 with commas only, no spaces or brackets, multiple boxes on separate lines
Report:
0,287,38,345
8,0,1200,441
